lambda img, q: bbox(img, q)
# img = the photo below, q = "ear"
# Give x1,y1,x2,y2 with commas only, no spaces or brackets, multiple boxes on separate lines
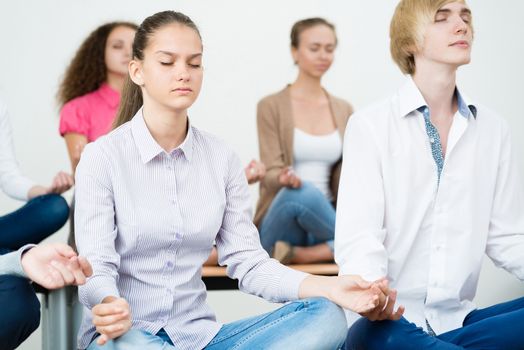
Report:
128,60,144,86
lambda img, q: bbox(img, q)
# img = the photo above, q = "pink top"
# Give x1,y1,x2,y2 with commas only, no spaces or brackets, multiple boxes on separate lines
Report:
59,83,120,142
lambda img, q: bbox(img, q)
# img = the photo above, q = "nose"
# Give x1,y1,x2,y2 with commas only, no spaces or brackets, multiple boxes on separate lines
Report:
176,64,190,81
454,16,468,35
319,49,330,61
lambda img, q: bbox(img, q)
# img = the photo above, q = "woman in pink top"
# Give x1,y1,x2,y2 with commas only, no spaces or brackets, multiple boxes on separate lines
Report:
58,21,138,172
57,21,137,248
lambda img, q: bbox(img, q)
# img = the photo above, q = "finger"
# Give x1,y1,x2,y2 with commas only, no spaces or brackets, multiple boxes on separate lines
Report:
92,303,125,317
77,256,93,277
43,265,66,289
66,257,87,285
50,260,75,285
93,312,129,327
379,290,397,319
390,305,405,321
97,334,108,346
97,323,125,337
53,243,77,259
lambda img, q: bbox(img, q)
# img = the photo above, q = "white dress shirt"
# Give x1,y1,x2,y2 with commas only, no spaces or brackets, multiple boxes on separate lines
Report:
75,109,308,349
335,77,524,335
0,97,34,201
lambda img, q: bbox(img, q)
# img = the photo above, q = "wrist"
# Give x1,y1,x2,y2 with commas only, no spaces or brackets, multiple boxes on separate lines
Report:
27,185,47,199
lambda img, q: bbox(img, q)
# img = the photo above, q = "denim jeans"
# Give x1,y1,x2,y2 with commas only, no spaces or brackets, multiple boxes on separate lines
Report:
0,193,69,251
259,182,336,254
87,297,347,350
345,297,524,350
0,194,68,350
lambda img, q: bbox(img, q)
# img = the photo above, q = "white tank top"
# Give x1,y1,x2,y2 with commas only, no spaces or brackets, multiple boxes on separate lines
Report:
293,128,342,201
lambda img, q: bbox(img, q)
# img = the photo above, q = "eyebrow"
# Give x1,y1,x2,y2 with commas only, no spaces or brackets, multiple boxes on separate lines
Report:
155,50,202,59
436,8,472,15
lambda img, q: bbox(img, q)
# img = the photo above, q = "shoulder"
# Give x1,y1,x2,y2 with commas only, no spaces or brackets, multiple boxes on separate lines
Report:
85,122,132,158
257,87,288,111
192,126,234,157
60,89,101,115
349,98,392,127
327,92,353,116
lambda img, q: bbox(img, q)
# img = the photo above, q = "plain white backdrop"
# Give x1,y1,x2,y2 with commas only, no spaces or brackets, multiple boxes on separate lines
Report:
0,1,523,349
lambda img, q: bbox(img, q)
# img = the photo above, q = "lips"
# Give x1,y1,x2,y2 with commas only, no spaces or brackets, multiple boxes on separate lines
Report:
450,40,469,48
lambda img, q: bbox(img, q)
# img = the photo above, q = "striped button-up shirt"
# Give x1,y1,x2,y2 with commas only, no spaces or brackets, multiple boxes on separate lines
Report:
75,109,308,350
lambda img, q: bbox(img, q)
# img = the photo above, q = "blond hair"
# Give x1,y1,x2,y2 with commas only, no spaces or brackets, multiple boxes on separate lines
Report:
390,0,472,75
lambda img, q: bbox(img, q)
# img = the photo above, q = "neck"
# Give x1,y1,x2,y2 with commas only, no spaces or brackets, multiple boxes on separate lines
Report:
291,70,324,99
412,61,458,119
106,72,126,94
142,98,188,152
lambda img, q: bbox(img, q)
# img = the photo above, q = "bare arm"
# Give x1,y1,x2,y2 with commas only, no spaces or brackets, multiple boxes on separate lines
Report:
64,132,88,174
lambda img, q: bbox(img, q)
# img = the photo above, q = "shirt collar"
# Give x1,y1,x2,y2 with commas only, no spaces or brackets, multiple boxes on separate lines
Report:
131,108,194,164
399,76,477,119
97,83,120,109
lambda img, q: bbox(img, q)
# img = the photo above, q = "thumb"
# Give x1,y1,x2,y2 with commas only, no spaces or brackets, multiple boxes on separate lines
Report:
52,243,77,259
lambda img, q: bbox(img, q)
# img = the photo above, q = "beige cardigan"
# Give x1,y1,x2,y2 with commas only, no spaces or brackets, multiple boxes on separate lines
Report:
254,85,353,227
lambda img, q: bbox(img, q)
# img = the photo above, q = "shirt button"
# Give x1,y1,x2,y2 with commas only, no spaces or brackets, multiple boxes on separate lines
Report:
166,261,173,268
429,137,435,144
175,232,182,240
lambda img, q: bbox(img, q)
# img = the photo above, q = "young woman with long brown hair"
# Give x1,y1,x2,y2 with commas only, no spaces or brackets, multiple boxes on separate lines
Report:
255,18,353,264
74,10,398,350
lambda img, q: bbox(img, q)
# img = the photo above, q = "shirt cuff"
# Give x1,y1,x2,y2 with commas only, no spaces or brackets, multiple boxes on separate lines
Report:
12,244,37,278
79,275,120,309
278,266,309,301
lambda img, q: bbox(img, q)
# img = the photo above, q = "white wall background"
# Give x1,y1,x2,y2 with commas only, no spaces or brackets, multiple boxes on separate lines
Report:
0,1,523,349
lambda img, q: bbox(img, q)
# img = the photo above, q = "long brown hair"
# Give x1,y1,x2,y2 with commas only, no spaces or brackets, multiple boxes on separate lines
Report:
57,21,138,107
113,11,201,129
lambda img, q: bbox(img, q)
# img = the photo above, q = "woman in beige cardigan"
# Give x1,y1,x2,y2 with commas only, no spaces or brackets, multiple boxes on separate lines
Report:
255,17,353,264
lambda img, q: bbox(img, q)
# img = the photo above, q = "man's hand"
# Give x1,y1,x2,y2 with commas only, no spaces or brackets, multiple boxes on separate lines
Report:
92,297,132,345
359,279,404,321
21,242,92,289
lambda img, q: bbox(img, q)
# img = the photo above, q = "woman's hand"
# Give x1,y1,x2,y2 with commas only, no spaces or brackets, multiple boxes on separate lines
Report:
27,171,74,199
46,171,74,194
278,166,301,188
299,275,378,314
244,160,266,185
298,275,404,317
92,296,132,345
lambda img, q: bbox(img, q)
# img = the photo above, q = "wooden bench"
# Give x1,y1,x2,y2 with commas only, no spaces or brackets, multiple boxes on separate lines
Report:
203,263,339,290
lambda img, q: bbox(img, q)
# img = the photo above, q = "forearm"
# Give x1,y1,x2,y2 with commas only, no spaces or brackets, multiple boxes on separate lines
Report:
298,275,335,300
0,245,35,277
27,185,47,200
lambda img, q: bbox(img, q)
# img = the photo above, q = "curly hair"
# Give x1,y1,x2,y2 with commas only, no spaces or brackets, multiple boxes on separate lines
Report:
57,21,138,107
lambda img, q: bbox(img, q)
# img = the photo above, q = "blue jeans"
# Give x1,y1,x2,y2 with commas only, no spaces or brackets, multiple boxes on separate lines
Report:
345,297,524,350
259,182,336,254
0,194,68,349
87,297,347,350
0,275,41,350
0,193,69,250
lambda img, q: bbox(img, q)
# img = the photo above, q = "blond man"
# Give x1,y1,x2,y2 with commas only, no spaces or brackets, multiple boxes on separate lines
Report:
335,0,524,348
